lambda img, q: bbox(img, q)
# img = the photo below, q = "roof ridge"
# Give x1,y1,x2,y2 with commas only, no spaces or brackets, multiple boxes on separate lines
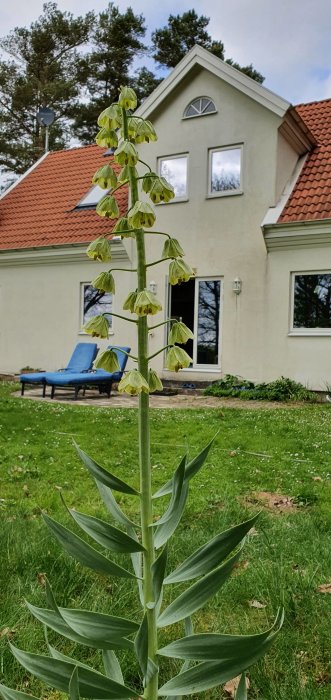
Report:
295,97,331,108
47,143,101,157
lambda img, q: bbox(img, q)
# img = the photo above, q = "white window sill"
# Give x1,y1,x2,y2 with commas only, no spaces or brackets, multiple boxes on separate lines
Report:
206,190,243,199
156,198,189,205
163,367,221,372
288,330,331,337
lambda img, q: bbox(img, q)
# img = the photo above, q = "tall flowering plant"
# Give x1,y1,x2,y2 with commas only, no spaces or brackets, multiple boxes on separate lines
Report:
0,87,282,700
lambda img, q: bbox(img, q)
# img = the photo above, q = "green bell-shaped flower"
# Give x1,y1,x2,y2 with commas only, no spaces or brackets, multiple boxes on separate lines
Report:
134,289,162,316
142,172,157,194
91,271,115,293
148,368,163,393
135,119,158,144
169,259,194,285
96,128,118,149
92,165,118,189
118,370,149,396
118,86,137,110
117,165,139,184
114,140,138,167
83,315,109,338
113,217,135,237
123,290,138,313
86,237,112,262
94,349,120,373
149,177,175,204
126,116,141,140
162,237,185,259
169,321,194,345
128,201,156,228
98,104,122,129
165,346,192,372
96,195,119,219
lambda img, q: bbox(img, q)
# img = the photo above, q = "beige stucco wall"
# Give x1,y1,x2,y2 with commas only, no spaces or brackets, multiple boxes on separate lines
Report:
263,245,331,389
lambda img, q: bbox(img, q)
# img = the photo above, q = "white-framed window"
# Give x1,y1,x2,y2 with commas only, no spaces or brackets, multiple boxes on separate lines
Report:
208,145,243,197
183,96,217,119
76,185,109,209
169,277,222,368
158,154,188,201
290,272,331,335
80,283,113,329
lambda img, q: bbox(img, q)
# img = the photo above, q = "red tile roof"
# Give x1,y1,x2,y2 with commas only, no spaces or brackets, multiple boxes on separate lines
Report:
279,98,331,223
0,145,128,250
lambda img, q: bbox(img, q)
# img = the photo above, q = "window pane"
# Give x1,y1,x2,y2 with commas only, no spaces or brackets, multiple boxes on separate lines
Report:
197,280,221,364
293,274,331,328
210,148,241,193
82,284,112,327
160,157,187,197
77,185,108,208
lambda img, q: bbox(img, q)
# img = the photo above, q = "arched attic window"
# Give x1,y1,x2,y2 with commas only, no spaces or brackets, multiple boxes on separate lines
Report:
183,96,217,119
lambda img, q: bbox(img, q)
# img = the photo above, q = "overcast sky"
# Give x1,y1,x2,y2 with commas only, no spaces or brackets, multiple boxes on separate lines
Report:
1,0,331,105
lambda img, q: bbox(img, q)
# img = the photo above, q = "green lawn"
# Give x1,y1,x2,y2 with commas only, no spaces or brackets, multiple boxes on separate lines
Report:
0,382,330,699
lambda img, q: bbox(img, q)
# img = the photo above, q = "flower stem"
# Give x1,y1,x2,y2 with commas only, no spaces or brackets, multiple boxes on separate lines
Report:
122,108,158,700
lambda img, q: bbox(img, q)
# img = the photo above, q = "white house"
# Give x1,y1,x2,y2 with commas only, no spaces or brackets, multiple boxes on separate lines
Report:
1,46,331,389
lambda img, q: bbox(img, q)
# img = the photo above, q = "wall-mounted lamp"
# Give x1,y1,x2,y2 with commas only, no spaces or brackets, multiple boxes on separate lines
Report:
149,280,157,294
232,277,242,295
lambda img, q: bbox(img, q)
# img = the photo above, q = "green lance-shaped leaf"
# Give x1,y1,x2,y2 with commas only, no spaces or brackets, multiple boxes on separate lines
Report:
9,644,140,699
153,434,218,499
127,525,144,605
158,609,283,660
134,614,148,679
47,644,94,668
152,544,168,603
43,514,137,579
102,650,124,684
26,601,133,651
235,674,247,700
164,513,259,584
59,607,139,643
96,481,138,529
0,686,40,700
69,667,79,700
157,548,242,628
74,442,139,496
68,508,145,553
153,456,189,550
158,612,283,695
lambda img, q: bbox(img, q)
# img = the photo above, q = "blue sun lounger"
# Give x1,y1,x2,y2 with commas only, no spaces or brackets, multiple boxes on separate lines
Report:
20,343,98,397
44,346,130,399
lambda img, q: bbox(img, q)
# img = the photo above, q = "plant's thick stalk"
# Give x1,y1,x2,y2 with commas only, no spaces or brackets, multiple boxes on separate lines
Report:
122,108,158,700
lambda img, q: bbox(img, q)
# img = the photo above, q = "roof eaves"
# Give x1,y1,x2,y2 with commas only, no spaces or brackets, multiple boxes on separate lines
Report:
136,44,291,120
279,106,317,155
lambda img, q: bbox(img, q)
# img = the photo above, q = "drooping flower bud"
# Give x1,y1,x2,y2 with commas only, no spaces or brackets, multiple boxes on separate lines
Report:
113,217,135,237
134,289,162,316
92,164,118,189
128,201,156,228
83,315,109,338
86,237,112,262
169,321,194,345
135,120,158,144
118,86,137,110
149,177,175,204
96,195,119,219
118,370,149,395
117,164,139,184
123,290,138,313
114,140,138,167
91,271,115,293
165,346,192,372
142,172,157,194
98,104,122,129
169,259,194,285
96,128,118,149
148,368,163,393
127,116,141,139
94,349,120,373
162,237,185,259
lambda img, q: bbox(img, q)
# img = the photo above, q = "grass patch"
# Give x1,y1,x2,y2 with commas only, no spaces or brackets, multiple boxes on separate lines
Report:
0,382,330,698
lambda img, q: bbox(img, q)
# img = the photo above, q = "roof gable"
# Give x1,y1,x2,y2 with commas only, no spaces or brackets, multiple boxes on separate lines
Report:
136,44,291,120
